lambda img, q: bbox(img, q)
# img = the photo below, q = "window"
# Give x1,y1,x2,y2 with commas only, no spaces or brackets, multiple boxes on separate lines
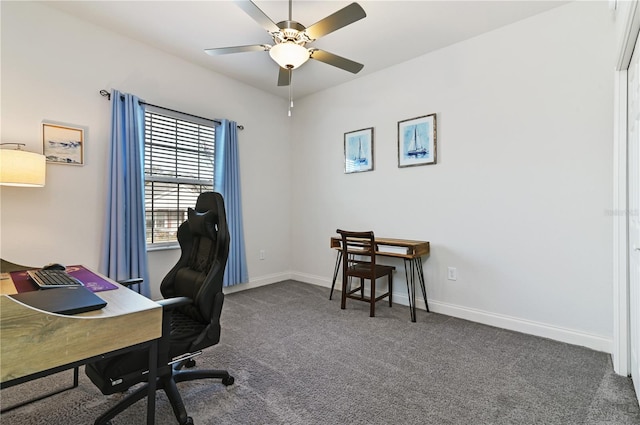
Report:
144,107,216,247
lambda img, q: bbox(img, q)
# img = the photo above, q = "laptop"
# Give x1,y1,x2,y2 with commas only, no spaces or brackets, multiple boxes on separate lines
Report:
8,286,107,315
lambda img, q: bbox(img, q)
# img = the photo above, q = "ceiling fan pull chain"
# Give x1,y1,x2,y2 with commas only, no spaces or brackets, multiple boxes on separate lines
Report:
288,78,293,116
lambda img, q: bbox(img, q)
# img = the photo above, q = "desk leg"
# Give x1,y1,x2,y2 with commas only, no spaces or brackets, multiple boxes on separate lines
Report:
329,251,343,300
146,340,157,425
403,259,417,322
403,257,429,322
414,257,429,312
73,366,79,387
0,367,80,413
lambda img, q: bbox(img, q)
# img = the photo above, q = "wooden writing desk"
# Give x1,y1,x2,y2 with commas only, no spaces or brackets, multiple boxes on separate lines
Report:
0,268,162,424
330,236,430,322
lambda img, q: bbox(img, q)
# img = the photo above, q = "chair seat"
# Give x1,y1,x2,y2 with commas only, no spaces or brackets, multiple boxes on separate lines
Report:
170,310,208,356
347,263,395,279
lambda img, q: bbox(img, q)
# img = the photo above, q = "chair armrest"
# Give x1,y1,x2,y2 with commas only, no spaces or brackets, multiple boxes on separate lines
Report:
156,297,192,311
117,278,143,288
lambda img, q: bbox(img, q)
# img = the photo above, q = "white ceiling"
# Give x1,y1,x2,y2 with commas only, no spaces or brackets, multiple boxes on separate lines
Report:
45,1,569,100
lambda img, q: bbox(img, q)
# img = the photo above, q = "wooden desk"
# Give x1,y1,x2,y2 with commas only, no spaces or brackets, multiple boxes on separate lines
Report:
0,269,162,424
330,236,430,322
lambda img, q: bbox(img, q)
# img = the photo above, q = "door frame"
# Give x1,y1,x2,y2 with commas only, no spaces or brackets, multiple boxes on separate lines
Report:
613,0,640,377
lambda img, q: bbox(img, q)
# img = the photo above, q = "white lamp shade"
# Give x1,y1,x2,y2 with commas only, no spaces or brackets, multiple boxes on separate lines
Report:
269,43,310,69
0,149,46,187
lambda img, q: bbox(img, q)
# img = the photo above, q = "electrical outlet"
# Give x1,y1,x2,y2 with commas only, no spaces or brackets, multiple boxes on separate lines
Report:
447,267,457,281
259,250,265,260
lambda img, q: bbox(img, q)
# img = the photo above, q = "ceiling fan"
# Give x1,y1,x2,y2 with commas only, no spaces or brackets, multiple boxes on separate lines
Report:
205,0,366,87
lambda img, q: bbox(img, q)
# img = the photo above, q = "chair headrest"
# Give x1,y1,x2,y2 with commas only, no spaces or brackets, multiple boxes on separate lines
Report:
194,192,221,213
187,208,217,237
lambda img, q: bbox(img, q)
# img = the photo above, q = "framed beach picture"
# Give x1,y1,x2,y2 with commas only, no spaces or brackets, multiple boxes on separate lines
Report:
42,122,84,165
398,113,437,168
344,127,374,174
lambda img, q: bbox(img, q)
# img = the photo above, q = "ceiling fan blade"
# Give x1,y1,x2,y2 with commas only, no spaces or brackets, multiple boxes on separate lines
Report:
310,49,364,74
278,67,291,86
205,44,270,56
304,3,366,40
234,0,280,33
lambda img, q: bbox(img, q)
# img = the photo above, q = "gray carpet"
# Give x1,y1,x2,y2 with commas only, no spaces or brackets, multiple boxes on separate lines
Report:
1,280,639,425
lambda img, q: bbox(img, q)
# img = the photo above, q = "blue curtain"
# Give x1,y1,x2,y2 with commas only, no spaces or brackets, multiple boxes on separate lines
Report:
100,89,150,297
215,119,249,287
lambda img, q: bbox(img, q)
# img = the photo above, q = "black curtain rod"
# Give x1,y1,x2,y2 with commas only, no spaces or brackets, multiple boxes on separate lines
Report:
99,90,244,130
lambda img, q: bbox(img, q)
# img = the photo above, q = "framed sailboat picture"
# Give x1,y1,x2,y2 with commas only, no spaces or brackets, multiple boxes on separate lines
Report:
398,113,437,168
344,127,374,174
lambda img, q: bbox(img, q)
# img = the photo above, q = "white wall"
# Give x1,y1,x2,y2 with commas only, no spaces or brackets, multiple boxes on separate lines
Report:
0,1,292,299
0,1,619,352
290,1,616,351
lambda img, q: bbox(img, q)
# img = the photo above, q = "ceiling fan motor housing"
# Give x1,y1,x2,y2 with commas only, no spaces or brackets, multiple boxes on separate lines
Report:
274,20,309,45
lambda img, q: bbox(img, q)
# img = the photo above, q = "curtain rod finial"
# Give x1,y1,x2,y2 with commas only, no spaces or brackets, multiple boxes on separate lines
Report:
99,89,111,100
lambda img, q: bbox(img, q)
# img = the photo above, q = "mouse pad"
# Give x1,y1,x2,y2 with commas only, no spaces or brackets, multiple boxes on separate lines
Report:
8,286,107,315
10,265,118,293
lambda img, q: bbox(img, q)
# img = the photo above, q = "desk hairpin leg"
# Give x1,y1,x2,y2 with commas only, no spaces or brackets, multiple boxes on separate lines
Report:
404,259,417,322
329,251,343,300
0,367,79,414
146,339,158,425
404,257,429,322
415,258,429,313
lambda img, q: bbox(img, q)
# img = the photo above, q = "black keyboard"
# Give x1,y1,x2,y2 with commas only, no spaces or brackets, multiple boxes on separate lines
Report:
27,269,83,289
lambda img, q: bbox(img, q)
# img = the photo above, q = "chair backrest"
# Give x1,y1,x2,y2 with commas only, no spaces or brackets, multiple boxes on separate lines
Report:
160,192,230,324
336,229,377,273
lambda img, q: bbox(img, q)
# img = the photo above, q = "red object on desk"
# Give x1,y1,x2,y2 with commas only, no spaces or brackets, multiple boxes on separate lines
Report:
9,265,118,293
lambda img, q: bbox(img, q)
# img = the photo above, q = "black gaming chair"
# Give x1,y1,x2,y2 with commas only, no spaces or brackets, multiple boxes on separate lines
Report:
86,192,234,425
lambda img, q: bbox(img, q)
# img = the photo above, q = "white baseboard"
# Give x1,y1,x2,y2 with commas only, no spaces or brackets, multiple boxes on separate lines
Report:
292,272,330,289
222,271,293,294
290,272,612,353
428,301,612,353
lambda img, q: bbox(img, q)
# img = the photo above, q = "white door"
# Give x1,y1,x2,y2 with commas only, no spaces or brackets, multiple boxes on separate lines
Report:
627,32,640,398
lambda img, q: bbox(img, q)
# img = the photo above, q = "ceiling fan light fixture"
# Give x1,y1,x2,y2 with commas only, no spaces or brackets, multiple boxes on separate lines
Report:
269,42,309,69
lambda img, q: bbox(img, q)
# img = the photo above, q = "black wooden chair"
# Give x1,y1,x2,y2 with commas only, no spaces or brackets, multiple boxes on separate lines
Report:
86,192,234,425
337,229,395,317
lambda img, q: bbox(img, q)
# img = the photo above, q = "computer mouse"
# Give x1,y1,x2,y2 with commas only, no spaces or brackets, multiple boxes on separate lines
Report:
42,263,66,271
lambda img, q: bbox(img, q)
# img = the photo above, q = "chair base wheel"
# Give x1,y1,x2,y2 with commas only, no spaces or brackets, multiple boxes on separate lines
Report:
185,359,196,368
222,376,234,386
181,417,194,425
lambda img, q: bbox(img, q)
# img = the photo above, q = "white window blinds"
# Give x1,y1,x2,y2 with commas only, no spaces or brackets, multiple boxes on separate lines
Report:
144,108,216,246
